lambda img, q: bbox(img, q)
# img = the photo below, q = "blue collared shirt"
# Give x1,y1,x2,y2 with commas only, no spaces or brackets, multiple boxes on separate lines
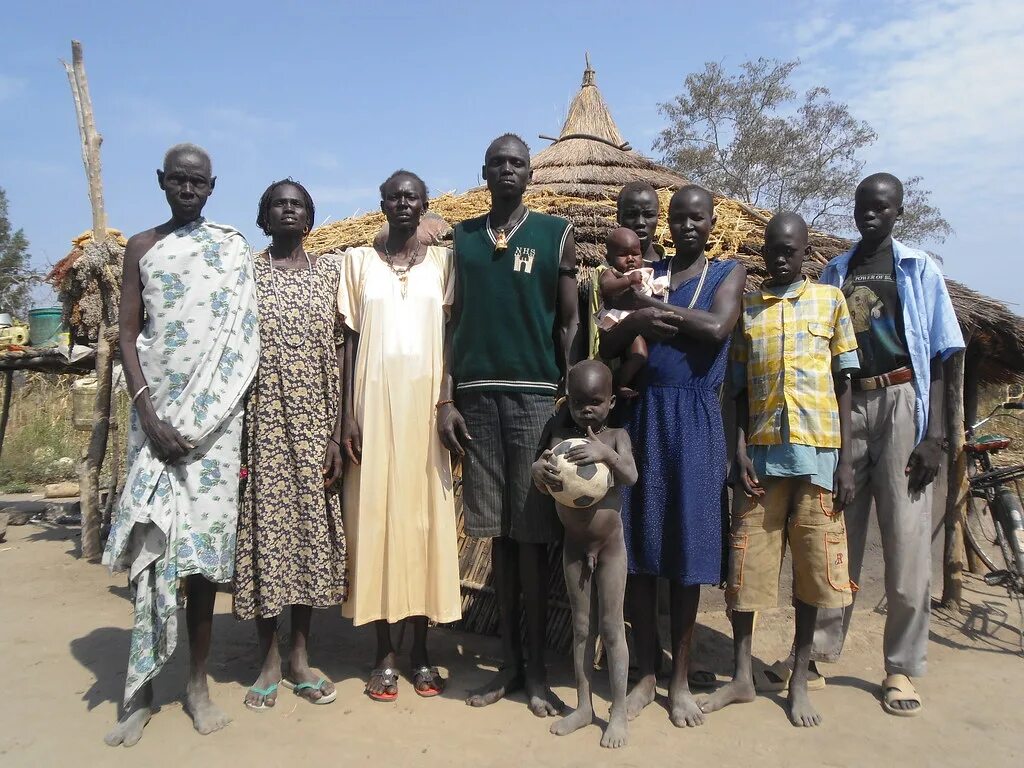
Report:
819,237,965,443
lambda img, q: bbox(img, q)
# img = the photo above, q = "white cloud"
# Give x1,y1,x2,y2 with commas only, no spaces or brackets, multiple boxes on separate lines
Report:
796,0,1024,179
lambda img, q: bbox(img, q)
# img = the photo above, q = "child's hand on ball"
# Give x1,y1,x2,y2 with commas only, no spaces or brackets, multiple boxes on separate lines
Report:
565,427,614,465
532,450,563,493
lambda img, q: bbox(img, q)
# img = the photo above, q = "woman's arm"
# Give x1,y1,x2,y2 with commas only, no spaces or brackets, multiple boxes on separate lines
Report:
627,263,747,345
340,329,362,465
598,307,678,359
322,337,346,487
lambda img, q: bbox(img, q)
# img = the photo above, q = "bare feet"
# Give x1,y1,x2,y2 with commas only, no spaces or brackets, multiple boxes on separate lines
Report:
625,674,657,720
104,705,153,747
185,681,231,735
787,685,822,727
465,666,523,708
699,679,756,714
669,685,705,728
525,671,564,717
601,708,629,749
549,704,593,736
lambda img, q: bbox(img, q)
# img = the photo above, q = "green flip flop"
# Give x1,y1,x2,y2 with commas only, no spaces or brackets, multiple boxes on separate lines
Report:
244,682,279,711
283,676,338,705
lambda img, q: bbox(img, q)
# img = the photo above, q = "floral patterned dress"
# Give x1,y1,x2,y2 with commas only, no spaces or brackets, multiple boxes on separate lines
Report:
233,254,348,620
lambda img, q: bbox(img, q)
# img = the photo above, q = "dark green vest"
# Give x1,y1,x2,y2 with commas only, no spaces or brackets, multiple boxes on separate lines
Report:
452,210,571,394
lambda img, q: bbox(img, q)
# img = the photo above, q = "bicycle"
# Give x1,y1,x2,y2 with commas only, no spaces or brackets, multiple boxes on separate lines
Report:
963,400,1024,647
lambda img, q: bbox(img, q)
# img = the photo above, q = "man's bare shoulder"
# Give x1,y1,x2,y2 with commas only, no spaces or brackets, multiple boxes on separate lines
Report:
125,224,175,259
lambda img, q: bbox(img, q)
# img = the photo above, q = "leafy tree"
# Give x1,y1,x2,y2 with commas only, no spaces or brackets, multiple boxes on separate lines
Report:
0,187,33,319
897,175,953,246
655,58,953,245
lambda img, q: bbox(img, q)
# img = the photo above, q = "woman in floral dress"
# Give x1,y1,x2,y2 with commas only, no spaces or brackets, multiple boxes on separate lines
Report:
233,179,348,710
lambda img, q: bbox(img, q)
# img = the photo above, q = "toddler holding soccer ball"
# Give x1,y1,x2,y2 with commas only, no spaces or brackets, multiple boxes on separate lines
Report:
531,360,637,748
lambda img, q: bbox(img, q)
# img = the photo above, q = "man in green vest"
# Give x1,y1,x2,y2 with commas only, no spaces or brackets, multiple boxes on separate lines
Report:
438,133,579,717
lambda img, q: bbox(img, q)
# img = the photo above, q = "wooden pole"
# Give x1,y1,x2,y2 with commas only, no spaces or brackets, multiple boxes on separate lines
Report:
961,347,985,574
0,370,12,463
62,40,113,561
940,349,968,608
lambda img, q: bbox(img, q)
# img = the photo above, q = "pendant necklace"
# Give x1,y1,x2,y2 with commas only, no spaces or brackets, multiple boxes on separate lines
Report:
487,207,528,252
265,247,315,347
383,243,420,299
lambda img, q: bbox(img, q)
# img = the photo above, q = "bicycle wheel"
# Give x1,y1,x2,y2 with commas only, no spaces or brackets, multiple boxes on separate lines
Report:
965,492,1001,573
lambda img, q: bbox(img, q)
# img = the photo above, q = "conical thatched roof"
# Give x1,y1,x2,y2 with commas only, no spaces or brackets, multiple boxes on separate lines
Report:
305,59,1024,384
529,56,691,197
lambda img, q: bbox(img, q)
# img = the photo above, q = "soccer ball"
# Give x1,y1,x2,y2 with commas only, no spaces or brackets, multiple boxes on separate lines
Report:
547,437,613,509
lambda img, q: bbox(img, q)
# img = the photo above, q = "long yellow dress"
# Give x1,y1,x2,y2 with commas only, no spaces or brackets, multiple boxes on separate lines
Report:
337,245,462,625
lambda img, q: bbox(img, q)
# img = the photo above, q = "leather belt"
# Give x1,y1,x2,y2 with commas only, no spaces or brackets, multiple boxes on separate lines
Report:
852,366,913,392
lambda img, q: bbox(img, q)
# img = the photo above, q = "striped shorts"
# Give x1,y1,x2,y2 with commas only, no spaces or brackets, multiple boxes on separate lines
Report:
456,390,561,544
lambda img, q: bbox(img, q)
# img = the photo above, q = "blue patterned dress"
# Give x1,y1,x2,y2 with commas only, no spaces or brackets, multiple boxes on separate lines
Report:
621,258,739,585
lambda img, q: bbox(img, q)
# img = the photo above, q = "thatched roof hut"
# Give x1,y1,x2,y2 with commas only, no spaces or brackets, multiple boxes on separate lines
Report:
305,58,1024,649
306,58,1024,386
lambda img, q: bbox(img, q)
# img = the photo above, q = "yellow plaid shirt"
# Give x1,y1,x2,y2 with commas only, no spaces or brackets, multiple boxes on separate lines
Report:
732,278,857,449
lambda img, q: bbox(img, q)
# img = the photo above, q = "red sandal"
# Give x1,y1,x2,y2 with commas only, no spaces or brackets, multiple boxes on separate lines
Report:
365,667,399,702
412,666,445,698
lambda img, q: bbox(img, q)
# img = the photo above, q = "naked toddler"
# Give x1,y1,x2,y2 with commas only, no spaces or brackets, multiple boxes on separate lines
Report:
532,360,638,748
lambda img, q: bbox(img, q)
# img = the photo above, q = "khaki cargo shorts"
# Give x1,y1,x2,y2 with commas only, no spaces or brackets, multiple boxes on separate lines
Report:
727,477,855,611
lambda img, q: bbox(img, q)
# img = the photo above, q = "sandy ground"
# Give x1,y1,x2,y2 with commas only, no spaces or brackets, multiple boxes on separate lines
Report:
1,522,1023,768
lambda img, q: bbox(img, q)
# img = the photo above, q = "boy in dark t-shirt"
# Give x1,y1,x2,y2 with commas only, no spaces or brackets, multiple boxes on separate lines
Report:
805,173,964,718
843,241,911,377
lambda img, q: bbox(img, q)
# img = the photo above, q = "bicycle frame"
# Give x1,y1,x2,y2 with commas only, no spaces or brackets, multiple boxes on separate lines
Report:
966,405,1024,594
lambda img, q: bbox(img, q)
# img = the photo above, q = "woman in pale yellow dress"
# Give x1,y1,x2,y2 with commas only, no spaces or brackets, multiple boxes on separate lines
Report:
338,170,461,701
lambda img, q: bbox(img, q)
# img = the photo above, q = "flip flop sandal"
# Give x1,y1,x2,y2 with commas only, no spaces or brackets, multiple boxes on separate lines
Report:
687,669,719,690
244,682,279,711
881,673,922,717
366,667,399,702
411,666,445,698
283,676,338,705
755,660,827,693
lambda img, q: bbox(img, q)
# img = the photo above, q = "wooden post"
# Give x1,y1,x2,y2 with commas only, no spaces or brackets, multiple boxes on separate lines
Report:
940,349,968,607
0,370,12,463
62,40,113,561
961,347,986,574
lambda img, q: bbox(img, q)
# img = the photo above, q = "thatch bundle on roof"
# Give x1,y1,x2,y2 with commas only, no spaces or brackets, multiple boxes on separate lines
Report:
46,229,126,345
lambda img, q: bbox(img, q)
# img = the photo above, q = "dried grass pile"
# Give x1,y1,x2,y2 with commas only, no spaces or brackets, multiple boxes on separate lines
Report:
46,229,126,345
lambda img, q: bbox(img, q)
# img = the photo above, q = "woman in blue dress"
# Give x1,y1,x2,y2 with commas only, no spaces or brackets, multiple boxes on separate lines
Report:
600,185,746,729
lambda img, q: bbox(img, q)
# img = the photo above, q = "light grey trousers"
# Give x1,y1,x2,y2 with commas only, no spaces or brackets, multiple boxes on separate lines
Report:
811,381,932,677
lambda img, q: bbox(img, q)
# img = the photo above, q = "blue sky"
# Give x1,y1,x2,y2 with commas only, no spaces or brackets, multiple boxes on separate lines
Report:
2,0,1022,307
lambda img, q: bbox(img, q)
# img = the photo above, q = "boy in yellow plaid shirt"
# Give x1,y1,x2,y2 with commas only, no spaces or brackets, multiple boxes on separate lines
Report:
700,212,858,727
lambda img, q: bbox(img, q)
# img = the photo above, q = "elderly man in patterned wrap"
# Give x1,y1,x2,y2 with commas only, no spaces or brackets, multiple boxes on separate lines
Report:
103,143,260,747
